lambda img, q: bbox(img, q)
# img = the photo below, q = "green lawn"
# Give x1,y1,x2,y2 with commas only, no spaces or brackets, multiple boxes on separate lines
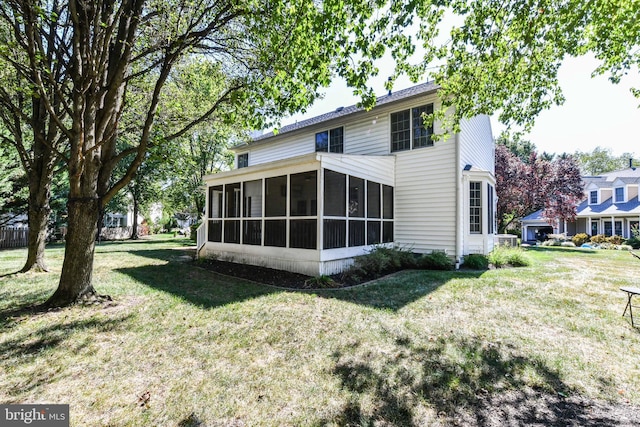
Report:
1,237,639,426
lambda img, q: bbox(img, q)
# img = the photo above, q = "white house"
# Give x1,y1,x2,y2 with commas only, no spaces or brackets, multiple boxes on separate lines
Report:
196,82,497,275
521,163,640,241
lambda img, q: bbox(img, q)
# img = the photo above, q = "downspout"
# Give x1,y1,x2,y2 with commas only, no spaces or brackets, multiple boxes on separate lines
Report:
455,132,463,269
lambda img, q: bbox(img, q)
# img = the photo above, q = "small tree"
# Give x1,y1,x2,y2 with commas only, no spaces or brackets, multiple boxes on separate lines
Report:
496,144,584,233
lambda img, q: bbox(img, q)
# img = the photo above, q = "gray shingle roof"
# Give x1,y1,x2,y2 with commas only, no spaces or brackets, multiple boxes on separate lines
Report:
576,196,640,216
244,81,439,146
582,169,640,187
600,167,640,182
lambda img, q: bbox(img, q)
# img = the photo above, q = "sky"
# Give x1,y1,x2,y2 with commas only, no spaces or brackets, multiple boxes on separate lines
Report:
282,55,639,158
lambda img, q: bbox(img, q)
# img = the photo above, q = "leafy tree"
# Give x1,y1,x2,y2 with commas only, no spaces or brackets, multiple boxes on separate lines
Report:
2,0,423,307
542,154,585,223
495,145,533,232
496,133,536,163
0,14,68,272
0,141,28,227
152,59,236,223
496,144,584,233
573,146,636,175
163,127,234,222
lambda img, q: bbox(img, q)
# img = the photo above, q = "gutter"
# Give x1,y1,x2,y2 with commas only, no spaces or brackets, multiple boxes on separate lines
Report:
455,132,463,269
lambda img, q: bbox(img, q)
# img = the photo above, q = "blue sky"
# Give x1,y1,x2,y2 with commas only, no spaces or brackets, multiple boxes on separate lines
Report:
283,55,639,158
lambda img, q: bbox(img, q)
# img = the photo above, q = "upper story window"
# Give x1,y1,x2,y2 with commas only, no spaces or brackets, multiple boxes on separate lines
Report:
412,104,434,149
589,190,598,204
315,127,344,153
615,187,625,203
237,153,249,169
391,103,434,152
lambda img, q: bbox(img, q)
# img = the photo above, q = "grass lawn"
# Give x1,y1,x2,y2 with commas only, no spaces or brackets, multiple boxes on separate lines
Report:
1,237,640,426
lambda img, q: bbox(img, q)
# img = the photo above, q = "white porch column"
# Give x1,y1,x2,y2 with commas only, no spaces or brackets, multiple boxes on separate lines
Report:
611,216,615,236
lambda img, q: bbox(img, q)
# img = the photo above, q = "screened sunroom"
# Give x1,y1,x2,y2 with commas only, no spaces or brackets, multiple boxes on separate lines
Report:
198,153,396,275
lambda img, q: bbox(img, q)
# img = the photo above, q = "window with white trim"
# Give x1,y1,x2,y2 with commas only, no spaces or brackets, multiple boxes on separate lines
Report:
391,103,434,152
237,153,248,168
470,182,482,233
589,190,598,204
615,187,624,203
315,127,344,153
487,183,495,234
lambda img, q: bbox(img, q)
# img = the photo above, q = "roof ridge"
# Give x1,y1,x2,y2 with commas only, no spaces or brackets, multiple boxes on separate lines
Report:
244,81,439,146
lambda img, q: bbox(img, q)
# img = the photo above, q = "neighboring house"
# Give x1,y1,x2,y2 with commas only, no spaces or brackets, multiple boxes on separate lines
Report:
103,202,163,229
521,163,640,241
197,82,497,275
0,213,28,228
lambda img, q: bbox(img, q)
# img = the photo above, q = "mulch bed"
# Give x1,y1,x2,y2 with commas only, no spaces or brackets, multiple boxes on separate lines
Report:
195,258,320,289
193,258,384,289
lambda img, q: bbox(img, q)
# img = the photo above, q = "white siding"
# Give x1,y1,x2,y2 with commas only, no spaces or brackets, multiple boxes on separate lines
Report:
320,154,394,186
394,138,457,254
239,93,441,167
344,112,389,155
241,133,314,166
215,88,497,269
459,115,494,173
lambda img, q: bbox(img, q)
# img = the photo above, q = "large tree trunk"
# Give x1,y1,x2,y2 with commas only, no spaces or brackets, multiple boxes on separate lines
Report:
131,193,139,240
21,123,55,273
44,198,99,307
20,192,51,273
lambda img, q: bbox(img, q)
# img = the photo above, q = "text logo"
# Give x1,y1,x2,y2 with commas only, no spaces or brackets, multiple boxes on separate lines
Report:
1,405,69,426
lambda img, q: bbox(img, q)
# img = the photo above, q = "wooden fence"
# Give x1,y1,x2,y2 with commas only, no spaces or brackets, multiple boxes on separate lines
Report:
0,227,29,249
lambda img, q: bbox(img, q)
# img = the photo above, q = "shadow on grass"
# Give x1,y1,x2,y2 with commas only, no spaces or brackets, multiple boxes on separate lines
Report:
116,262,276,309
119,243,471,311
314,270,484,311
0,313,132,399
322,335,630,426
0,288,55,325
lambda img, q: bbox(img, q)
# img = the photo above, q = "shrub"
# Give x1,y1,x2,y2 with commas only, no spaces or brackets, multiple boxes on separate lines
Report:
463,254,489,270
541,240,561,246
561,242,576,247
418,251,453,270
341,246,417,283
488,248,507,267
607,235,624,245
506,250,532,267
489,246,531,267
304,275,338,289
591,234,607,244
572,233,590,246
547,233,569,242
625,237,640,249
352,248,391,276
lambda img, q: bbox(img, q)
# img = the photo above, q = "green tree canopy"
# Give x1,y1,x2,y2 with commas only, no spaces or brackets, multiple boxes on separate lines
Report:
573,146,637,175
